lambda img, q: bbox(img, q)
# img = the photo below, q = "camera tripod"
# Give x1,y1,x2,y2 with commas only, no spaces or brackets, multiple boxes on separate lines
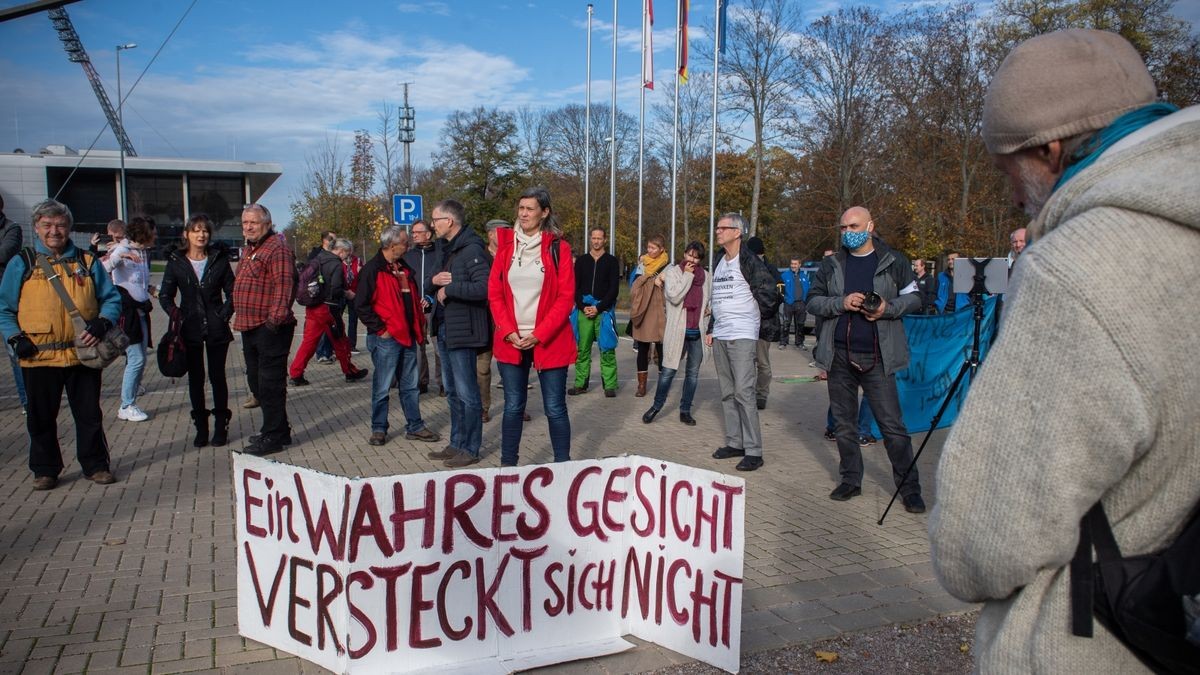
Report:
878,258,995,525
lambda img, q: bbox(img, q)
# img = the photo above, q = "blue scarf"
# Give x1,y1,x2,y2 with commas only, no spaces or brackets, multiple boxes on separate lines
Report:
1054,102,1179,192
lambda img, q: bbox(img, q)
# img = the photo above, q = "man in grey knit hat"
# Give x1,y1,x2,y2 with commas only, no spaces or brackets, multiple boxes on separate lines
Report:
929,29,1200,672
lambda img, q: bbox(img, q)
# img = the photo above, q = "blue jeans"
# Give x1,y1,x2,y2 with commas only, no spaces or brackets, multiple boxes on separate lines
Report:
120,315,147,407
7,343,26,408
367,334,425,435
437,326,482,457
497,350,570,465
651,335,703,413
826,396,875,436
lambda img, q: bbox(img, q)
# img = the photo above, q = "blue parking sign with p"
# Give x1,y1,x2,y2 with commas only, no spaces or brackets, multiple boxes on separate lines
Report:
393,194,422,225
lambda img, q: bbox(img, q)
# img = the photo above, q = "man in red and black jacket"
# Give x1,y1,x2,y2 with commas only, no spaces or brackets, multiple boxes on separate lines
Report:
232,204,296,456
354,226,441,447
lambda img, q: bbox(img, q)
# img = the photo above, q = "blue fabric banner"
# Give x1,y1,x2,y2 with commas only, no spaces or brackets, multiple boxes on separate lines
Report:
892,296,1000,434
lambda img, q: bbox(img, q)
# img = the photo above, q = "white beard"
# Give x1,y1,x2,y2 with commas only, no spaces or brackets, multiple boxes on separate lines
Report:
1017,162,1055,219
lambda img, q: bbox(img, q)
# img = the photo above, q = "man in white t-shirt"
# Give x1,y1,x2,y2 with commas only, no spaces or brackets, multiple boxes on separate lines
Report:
704,213,781,471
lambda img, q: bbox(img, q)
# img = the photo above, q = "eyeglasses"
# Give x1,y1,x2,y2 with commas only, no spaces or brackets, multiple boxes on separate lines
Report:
430,216,451,225
714,226,738,231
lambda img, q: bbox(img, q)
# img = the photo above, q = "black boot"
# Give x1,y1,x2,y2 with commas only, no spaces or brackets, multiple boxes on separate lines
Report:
191,409,210,447
211,408,232,447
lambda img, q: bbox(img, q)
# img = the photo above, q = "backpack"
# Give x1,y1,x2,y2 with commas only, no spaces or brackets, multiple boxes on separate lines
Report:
1071,500,1200,674
295,256,326,307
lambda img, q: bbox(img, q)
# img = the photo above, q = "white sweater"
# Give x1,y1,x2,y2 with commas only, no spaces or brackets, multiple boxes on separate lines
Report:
929,110,1200,672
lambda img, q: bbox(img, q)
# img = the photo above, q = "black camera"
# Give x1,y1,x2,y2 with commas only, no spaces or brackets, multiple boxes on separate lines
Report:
860,292,883,313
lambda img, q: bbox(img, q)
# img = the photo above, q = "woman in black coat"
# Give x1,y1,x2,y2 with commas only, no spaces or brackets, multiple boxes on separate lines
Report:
159,214,235,446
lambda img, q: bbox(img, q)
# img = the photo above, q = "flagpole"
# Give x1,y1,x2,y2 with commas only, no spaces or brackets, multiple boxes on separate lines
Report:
637,0,647,258
585,4,594,246
670,0,681,263
609,0,618,255
708,0,721,267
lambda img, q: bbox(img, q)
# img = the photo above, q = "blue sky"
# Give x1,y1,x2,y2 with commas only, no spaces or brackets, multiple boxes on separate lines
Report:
2,0,1198,225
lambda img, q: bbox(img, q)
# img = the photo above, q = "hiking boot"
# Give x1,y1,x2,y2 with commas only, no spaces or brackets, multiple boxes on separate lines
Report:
829,483,862,501
736,456,764,472
567,386,588,396
428,446,458,460
604,389,616,398
824,429,837,441
249,431,292,446
289,376,310,387
679,412,696,426
903,493,927,514
245,435,286,456
368,432,387,446
406,428,441,443
88,470,117,485
444,451,481,469
756,399,767,410
858,434,878,447
32,476,58,490
346,368,369,383
712,446,745,460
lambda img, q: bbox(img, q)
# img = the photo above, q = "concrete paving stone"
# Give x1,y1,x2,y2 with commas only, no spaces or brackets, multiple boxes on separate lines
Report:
83,648,122,670
864,565,920,586
0,636,34,663
821,593,884,614
51,651,90,672
865,585,924,604
921,595,980,615
911,579,948,596
222,657,318,675
877,600,938,624
820,571,883,595
214,647,279,668
740,608,790,631
768,600,836,623
824,609,891,633
738,625,791,654
28,644,63,661
61,638,124,656
149,656,214,674
16,657,57,675
769,618,841,644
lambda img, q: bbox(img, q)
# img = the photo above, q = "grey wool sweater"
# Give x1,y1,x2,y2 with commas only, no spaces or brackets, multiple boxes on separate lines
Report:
929,107,1200,673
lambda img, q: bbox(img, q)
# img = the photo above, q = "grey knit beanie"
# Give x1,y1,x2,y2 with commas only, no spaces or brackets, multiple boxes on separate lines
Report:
982,29,1156,155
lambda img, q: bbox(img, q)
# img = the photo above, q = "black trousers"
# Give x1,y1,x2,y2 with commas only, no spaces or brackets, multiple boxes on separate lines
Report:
24,365,111,478
827,348,920,495
185,339,230,413
635,340,662,372
241,324,294,437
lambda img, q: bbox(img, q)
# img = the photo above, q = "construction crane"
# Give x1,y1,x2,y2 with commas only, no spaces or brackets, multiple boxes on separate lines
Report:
47,6,136,156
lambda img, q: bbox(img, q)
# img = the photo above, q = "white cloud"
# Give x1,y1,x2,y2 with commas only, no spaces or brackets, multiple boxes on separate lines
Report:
397,2,450,16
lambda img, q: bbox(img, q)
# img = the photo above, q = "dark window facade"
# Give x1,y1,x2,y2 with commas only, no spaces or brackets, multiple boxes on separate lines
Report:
127,174,184,229
188,175,243,244
46,168,117,234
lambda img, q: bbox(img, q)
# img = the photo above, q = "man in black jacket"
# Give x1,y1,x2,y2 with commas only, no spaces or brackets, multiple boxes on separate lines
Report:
287,245,367,385
425,200,491,468
404,219,442,395
807,206,924,512
569,226,620,397
745,236,782,410
705,213,781,472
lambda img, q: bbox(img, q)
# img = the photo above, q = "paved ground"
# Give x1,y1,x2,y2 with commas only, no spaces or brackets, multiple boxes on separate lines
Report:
0,305,974,674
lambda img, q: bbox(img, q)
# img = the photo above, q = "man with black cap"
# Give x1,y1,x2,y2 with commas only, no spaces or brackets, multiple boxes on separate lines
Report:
929,29,1200,671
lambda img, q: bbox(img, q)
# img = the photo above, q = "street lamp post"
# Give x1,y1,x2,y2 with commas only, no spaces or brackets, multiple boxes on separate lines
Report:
116,42,136,219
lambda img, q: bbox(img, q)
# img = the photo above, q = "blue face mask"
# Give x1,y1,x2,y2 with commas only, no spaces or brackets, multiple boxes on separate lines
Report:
842,229,870,250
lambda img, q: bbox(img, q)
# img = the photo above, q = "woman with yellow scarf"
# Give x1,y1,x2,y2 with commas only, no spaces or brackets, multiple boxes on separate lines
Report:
629,234,669,396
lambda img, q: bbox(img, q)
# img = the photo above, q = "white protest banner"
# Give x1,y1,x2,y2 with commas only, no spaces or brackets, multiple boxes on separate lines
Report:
234,454,745,673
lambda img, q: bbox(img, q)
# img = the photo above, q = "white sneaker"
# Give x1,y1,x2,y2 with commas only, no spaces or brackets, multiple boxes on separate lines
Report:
118,405,149,422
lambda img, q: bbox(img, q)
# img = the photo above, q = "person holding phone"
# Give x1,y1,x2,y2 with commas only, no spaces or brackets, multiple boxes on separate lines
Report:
642,241,709,426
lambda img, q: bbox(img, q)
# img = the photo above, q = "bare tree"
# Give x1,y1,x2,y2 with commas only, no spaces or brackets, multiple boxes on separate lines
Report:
652,69,713,246
789,6,893,220
374,102,402,203
516,105,552,184
721,0,801,236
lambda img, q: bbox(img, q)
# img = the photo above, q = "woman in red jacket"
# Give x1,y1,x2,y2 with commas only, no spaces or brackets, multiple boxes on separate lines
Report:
488,187,576,466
